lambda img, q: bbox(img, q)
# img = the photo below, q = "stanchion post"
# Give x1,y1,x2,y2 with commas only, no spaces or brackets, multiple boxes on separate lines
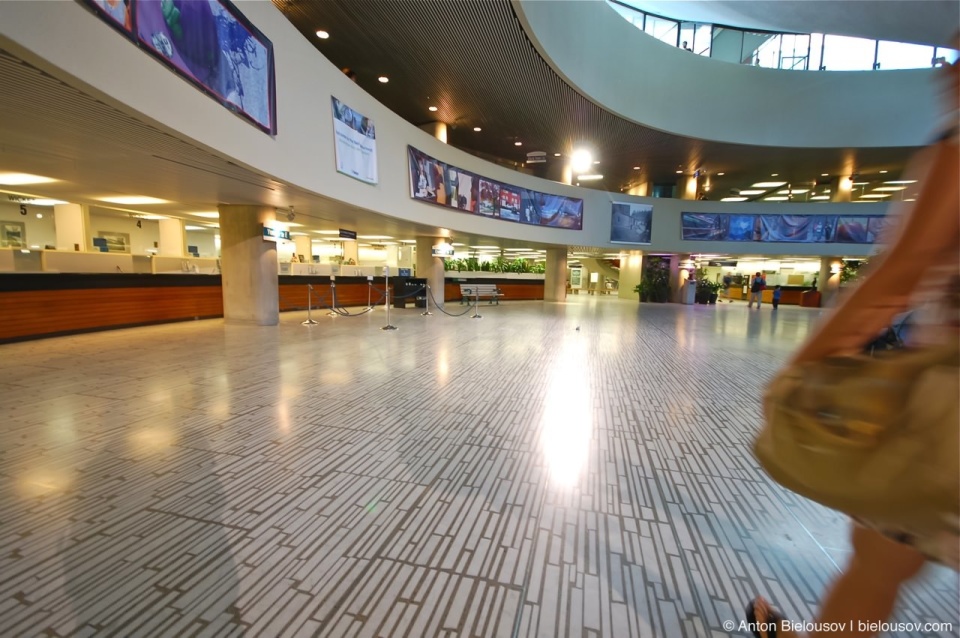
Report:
381,267,397,330
302,283,318,325
471,286,482,319
327,276,339,317
367,276,373,310
421,283,433,316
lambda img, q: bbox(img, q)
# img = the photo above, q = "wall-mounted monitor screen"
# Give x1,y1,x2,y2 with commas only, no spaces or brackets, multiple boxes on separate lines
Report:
408,146,583,230
681,212,885,244
77,0,277,134
610,203,653,244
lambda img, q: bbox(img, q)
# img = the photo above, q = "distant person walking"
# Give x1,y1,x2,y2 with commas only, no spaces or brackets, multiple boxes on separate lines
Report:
772,285,782,310
748,272,766,308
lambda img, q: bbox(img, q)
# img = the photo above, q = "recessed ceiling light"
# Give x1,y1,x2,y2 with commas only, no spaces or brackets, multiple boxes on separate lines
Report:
859,193,890,198
884,180,917,184
554,153,562,157
428,106,438,112
593,160,600,165
313,230,340,234
879,170,888,174
821,173,829,177
721,197,748,202
873,186,906,192
190,211,220,218
853,182,869,186
675,170,683,174
285,222,304,227
776,188,809,194
358,235,394,240
98,195,169,205
810,195,830,200
764,196,789,201
473,127,481,132
632,166,640,170
716,172,725,176
184,225,206,231
469,245,500,249
752,181,786,188
452,243,466,247
771,173,779,177
738,189,766,196
514,141,522,146
0,172,57,185
378,76,389,83
578,174,603,181
316,30,329,39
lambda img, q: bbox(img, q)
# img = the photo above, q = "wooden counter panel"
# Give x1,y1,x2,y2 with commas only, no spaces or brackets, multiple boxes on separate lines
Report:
443,281,544,301
279,282,374,310
0,286,223,342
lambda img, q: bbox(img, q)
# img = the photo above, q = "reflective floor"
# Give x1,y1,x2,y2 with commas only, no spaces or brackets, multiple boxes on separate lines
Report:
1,296,957,637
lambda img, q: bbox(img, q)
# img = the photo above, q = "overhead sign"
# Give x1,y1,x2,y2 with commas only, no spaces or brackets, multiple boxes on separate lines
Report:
339,229,357,240
526,151,547,164
262,226,291,242
431,242,455,257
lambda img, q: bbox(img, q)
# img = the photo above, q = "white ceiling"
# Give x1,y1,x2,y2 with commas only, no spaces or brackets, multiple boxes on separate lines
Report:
621,1,959,47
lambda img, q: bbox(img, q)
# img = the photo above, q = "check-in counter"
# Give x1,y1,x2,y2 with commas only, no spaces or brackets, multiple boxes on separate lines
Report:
726,285,816,305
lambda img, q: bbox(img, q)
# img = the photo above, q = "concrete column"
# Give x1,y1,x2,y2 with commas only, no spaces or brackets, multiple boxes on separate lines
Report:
398,246,414,270
668,253,690,302
218,205,279,326
819,256,842,305
418,121,447,143
679,175,698,200
342,239,359,264
294,235,312,262
53,203,91,251
158,218,186,257
832,176,853,202
544,247,567,302
617,250,643,300
416,236,446,309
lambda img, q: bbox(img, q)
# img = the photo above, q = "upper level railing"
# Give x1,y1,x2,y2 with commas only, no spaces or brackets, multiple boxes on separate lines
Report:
609,0,960,71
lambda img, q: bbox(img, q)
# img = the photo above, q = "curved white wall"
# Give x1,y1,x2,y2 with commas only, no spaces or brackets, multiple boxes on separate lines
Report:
514,0,941,148
0,0,885,259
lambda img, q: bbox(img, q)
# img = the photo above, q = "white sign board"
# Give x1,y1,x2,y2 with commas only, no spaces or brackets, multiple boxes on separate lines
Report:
332,97,378,185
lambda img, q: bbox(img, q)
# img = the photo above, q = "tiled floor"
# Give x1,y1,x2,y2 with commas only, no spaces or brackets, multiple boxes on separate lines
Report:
1,296,957,637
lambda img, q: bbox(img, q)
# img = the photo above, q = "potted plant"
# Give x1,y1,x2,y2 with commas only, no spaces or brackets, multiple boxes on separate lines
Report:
694,267,723,304
633,281,648,302
706,280,723,304
644,257,670,303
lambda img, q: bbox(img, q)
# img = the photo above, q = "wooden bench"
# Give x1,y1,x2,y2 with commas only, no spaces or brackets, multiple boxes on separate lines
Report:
459,283,503,305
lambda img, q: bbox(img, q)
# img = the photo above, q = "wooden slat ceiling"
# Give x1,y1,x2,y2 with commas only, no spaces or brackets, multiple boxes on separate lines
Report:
275,0,920,198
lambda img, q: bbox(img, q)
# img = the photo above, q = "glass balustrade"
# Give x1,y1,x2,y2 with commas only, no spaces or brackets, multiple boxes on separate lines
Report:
609,0,958,72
